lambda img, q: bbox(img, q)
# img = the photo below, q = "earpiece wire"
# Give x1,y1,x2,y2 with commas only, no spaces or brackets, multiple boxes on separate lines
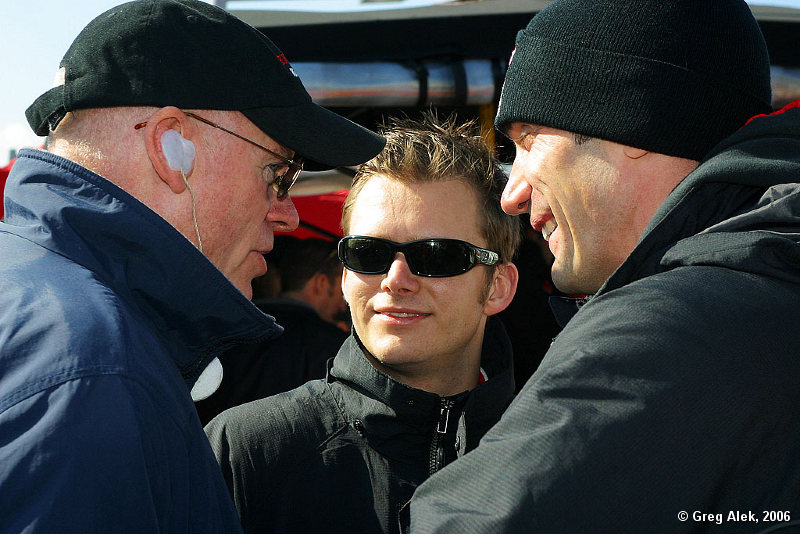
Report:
181,169,203,253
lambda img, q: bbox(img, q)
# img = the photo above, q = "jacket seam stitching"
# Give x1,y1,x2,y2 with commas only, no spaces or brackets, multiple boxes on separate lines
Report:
0,366,124,413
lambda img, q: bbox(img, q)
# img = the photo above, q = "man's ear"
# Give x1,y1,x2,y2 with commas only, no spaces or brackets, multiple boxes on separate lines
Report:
308,271,330,298
341,267,350,306
142,106,196,194
483,262,519,316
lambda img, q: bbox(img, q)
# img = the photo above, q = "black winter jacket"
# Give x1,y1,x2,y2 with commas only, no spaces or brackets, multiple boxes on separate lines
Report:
410,103,800,533
195,298,347,425
205,317,515,534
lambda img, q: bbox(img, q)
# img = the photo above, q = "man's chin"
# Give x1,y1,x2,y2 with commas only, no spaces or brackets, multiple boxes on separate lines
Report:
365,343,421,372
232,278,254,300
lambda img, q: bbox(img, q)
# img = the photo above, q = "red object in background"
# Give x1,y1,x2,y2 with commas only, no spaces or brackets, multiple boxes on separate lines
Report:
280,189,349,241
0,159,15,220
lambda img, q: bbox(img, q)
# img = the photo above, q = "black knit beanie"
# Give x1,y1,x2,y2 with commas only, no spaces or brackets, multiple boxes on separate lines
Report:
495,0,773,161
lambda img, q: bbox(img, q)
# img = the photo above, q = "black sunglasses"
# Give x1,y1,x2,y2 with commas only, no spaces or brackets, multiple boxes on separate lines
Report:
338,235,501,278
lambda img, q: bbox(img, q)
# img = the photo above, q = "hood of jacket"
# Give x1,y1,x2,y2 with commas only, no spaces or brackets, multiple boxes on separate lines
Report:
1,149,282,388
604,102,800,295
551,103,800,326
541,105,792,318
326,316,515,464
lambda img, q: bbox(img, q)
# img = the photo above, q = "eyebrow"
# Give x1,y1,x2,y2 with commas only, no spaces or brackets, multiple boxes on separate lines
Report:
266,153,291,164
275,149,295,161
511,123,544,145
269,145,293,159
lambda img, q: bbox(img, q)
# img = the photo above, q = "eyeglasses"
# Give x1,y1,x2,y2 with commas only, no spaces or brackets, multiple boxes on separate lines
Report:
135,112,303,200
338,235,501,278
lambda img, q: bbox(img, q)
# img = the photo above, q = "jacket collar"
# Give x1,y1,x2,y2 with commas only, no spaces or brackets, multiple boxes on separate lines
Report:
327,316,515,455
4,149,282,388
597,104,800,297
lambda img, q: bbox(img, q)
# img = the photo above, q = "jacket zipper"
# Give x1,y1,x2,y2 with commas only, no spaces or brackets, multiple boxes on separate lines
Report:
428,398,455,476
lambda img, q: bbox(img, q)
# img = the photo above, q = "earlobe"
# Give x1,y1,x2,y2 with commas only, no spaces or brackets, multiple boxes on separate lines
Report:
483,263,520,316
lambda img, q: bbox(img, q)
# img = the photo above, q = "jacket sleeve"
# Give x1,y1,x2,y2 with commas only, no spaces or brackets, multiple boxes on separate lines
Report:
0,374,177,533
409,274,800,533
204,412,242,507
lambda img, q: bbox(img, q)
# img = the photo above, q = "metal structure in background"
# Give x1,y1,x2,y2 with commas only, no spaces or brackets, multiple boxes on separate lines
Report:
232,0,800,111
292,61,800,110
230,0,800,193
771,66,800,106
293,60,500,108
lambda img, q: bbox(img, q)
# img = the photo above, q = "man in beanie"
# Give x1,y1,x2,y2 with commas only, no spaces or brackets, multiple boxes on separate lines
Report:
0,1,383,532
409,0,800,532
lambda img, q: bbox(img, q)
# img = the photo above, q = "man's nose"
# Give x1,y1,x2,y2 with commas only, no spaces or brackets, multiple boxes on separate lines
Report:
501,159,532,215
268,194,299,232
380,253,421,295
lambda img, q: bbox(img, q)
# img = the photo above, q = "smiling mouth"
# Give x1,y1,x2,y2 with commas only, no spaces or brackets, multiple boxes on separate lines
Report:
541,219,558,242
383,312,427,318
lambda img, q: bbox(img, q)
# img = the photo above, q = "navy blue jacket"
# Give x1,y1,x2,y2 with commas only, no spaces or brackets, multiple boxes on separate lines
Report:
0,150,280,533
410,104,800,533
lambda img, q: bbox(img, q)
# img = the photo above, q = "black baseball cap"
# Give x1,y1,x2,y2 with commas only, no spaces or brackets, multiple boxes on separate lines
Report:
26,0,385,170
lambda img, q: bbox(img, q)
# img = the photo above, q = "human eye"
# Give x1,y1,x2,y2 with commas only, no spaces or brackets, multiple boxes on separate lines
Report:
271,162,290,179
512,124,540,151
516,132,535,151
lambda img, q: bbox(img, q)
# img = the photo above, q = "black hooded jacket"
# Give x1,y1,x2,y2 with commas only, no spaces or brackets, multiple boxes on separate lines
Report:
205,317,515,534
410,103,800,533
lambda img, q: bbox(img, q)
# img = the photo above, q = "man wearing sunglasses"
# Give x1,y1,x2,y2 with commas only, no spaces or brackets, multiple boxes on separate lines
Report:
205,114,520,534
0,1,383,533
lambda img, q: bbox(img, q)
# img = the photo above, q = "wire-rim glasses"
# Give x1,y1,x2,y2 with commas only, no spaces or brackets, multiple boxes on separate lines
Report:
134,111,303,200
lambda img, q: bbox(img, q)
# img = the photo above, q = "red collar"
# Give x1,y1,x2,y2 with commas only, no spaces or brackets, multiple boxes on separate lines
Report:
478,367,488,385
743,99,800,127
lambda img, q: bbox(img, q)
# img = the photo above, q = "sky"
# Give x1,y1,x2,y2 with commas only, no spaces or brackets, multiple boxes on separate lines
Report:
0,1,142,165
0,0,431,166
0,0,239,166
1,0,796,167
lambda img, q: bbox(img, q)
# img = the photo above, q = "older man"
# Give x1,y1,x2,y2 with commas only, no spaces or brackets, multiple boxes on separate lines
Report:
205,115,519,534
0,1,382,532
410,0,800,532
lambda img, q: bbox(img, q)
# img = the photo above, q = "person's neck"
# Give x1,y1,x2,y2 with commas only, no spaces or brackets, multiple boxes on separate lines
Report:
279,289,305,301
365,347,483,397
279,290,322,315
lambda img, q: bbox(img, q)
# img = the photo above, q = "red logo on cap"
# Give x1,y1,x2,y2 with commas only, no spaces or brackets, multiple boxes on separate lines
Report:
276,52,298,78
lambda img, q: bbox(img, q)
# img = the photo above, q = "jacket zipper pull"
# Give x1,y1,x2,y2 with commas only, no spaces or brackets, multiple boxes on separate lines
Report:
437,399,454,434
429,398,456,475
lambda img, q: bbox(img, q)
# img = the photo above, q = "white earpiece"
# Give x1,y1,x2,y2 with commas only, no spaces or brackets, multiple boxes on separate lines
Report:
161,129,196,173
162,129,202,252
